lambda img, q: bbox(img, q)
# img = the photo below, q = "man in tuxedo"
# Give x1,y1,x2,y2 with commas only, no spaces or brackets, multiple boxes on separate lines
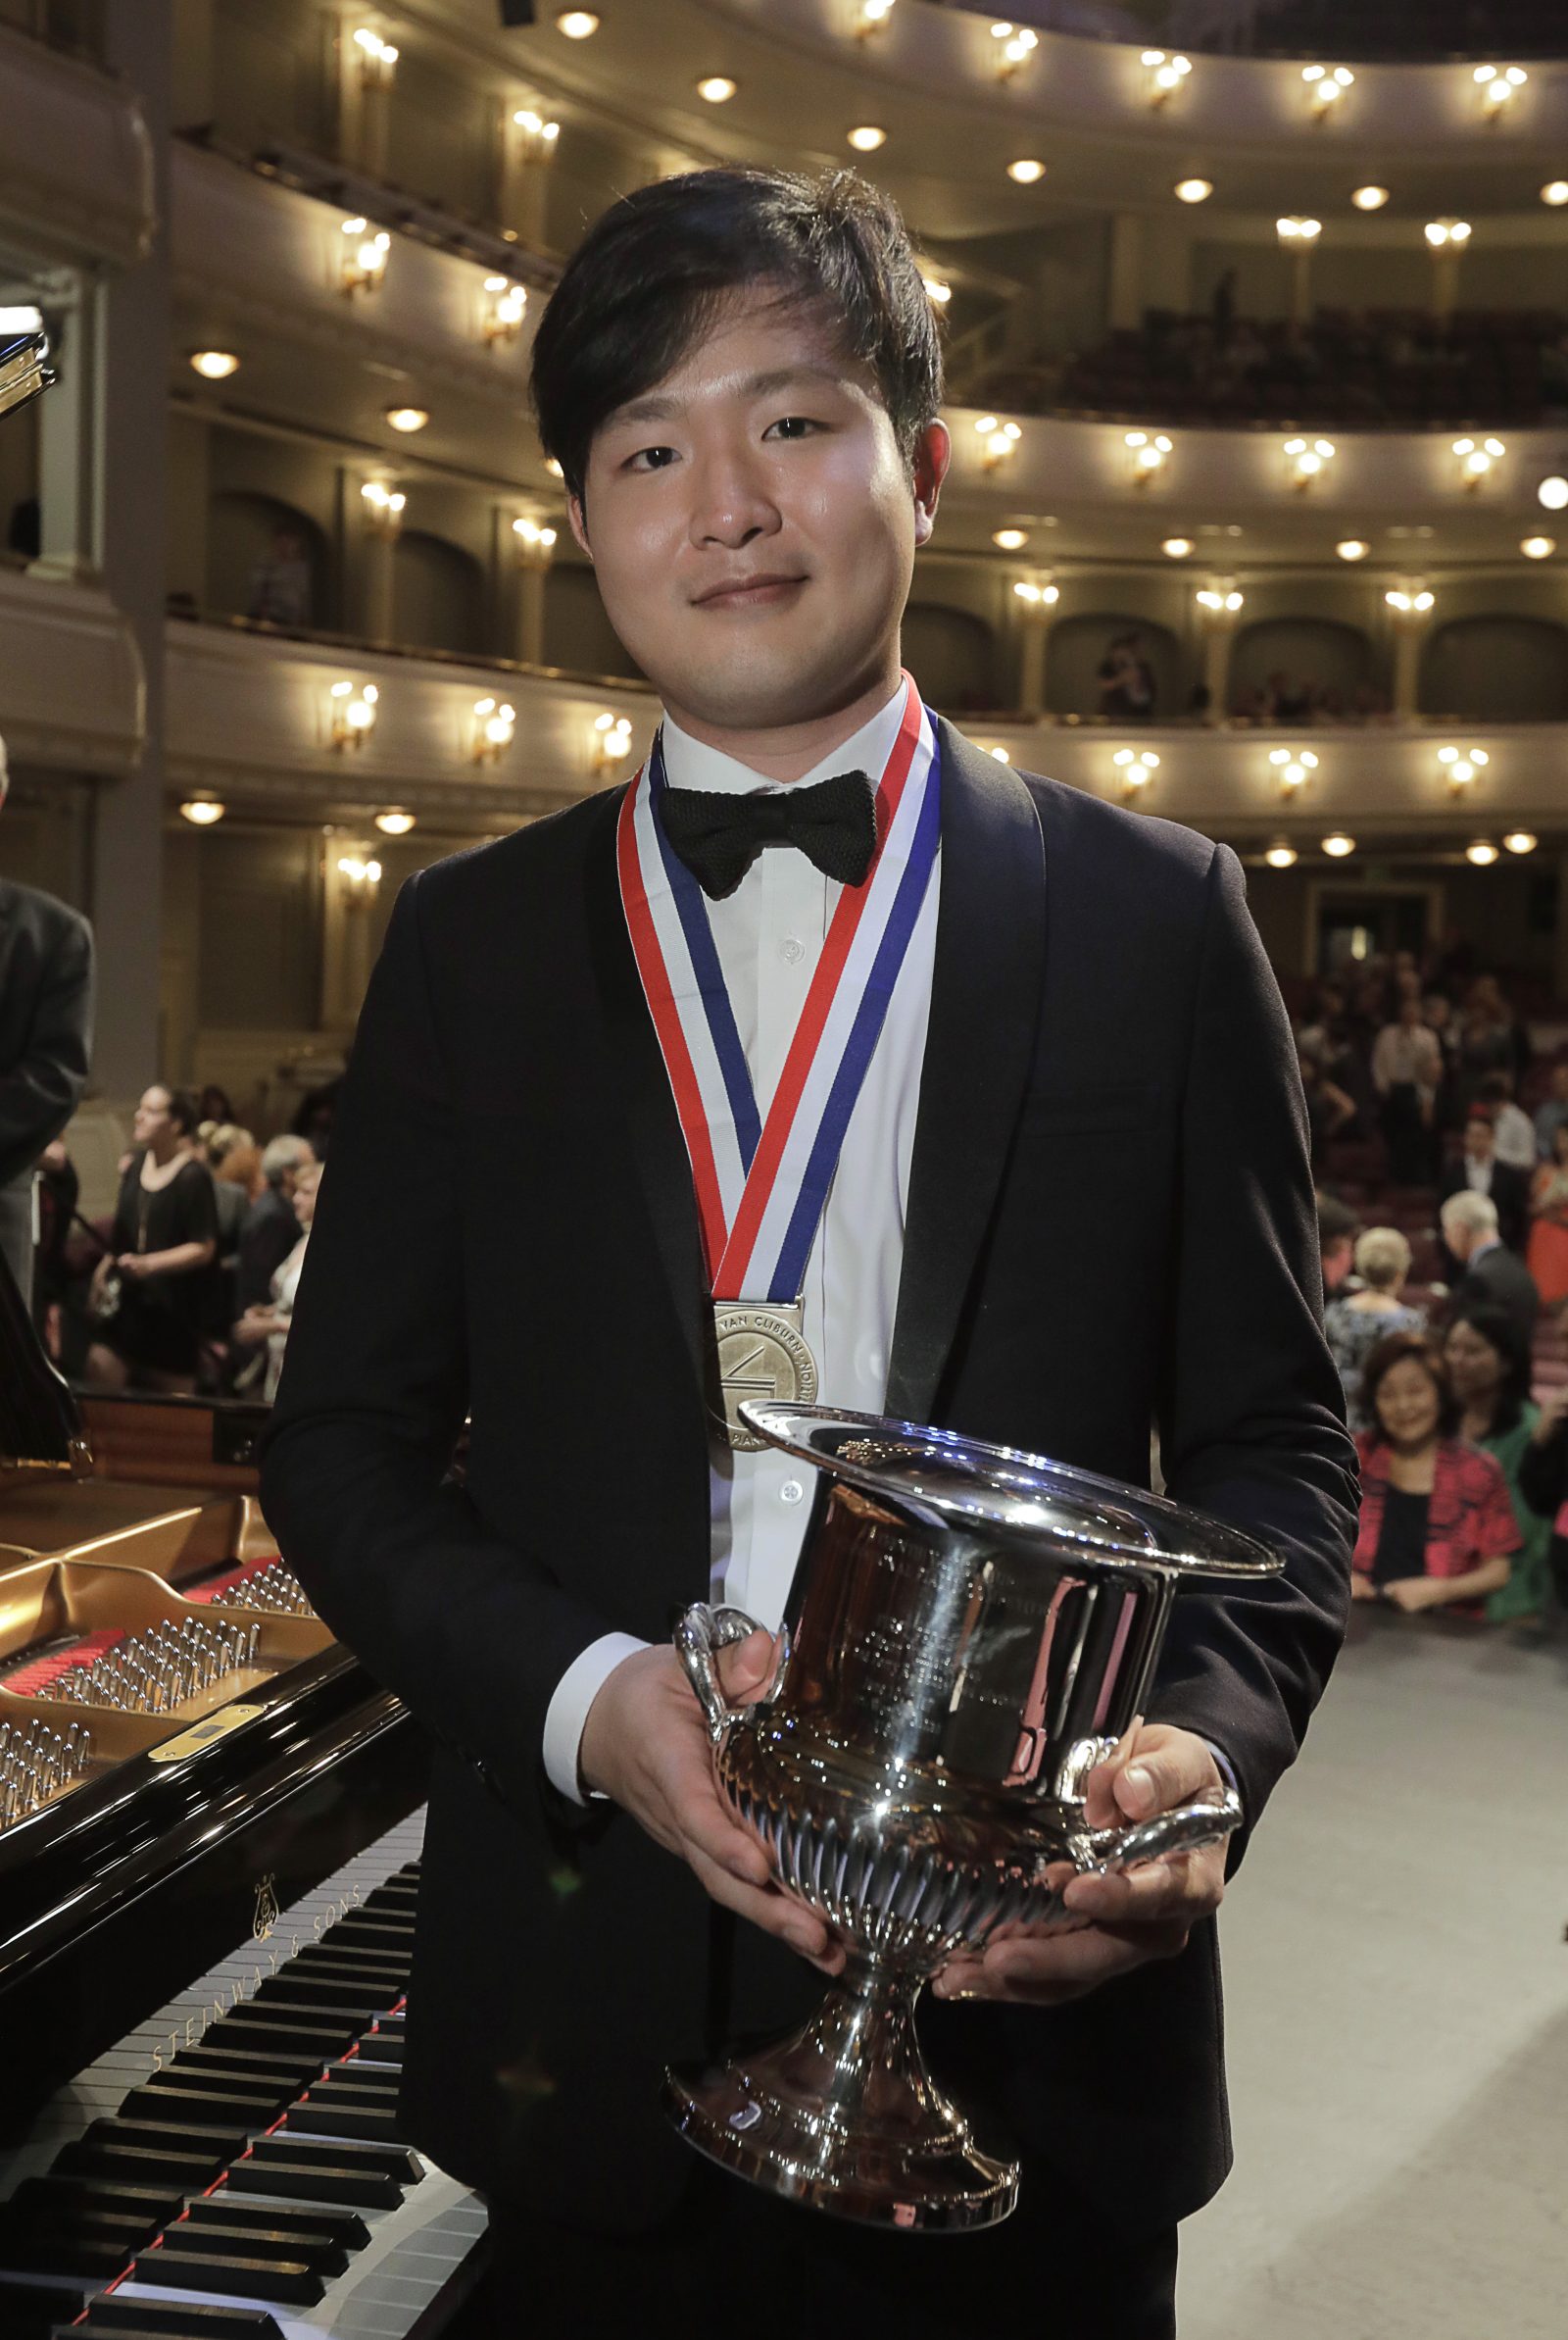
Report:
1441,1191,1539,1352
0,743,94,1309
1439,1110,1530,1264
262,167,1357,2338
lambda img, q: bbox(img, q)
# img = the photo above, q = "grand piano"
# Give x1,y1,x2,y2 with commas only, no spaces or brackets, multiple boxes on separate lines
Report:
0,1248,487,2336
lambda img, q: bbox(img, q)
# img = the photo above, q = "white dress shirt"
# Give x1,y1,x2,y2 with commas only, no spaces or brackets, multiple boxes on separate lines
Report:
542,679,939,1802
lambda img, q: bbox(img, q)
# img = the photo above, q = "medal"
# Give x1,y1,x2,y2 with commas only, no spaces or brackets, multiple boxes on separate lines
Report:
618,671,941,1446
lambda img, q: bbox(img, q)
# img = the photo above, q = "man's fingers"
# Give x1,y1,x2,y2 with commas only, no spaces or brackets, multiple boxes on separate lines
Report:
713,1627,780,1699
936,1924,1150,2005
660,1745,772,1886
685,1844,841,1967
1062,1848,1222,1927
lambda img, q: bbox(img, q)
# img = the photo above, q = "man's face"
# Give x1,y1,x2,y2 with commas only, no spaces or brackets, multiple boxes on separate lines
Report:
1322,1235,1354,1291
570,286,949,735
1464,1120,1493,1162
1441,1210,1475,1262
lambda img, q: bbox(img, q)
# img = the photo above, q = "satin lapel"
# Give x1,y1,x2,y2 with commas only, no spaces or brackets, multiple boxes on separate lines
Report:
583,787,709,1400
885,719,1048,1423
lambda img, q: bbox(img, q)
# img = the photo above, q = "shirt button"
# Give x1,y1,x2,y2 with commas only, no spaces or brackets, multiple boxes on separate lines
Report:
778,936,805,966
780,1478,805,1506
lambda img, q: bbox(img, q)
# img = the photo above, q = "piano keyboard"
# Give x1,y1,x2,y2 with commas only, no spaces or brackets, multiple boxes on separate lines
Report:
0,1807,489,2338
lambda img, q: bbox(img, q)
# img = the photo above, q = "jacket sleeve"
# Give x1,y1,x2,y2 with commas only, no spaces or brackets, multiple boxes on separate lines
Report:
1151,843,1360,1867
259,872,619,1819
1518,1420,1568,1522
0,905,94,1187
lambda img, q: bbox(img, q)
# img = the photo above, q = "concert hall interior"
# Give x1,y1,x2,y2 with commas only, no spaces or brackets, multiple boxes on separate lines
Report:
1,2,1566,2335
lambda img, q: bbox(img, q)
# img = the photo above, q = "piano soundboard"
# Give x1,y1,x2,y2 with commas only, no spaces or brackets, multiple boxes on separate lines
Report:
0,1807,489,2339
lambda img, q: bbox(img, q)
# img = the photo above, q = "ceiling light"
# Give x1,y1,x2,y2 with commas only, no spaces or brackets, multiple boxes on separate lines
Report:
1006,158,1046,183
1538,474,1568,511
189,350,240,379
1162,536,1194,558
1542,181,1568,207
1521,534,1555,559
848,124,887,151
1264,843,1298,869
1352,184,1390,211
1336,538,1369,561
1321,832,1355,858
992,527,1028,550
375,808,416,835
1174,178,1212,204
1465,840,1500,866
556,10,599,34
1425,220,1471,248
179,797,225,825
385,406,428,432
1503,830,1537,855
696,75,736,102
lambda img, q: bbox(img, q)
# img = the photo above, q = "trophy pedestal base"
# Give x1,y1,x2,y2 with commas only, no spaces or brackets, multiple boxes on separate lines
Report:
662,1964,1017,2232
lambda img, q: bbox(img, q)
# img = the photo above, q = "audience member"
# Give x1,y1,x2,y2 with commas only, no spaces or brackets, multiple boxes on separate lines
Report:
1370,1000,1443,1185
1299,1052,1355,1170
1096,632,1156,721
1443,1304,1554,1626
1440,1191,1539,1350
1477,1071,1537,1172
1351,1332,1519,1614
233,1161,321,1401
245,523,314,628
1439,1115,1529,1255
1316,1192,1359,1297
85,1086,220,1397
1535,1063,1568,1161
1454,980,1518,1112
1525,1122,1568,1308
1517,1373,1568,1613
1322,1227,1424,1429
237,1136,315,1313
197,1083,236,1124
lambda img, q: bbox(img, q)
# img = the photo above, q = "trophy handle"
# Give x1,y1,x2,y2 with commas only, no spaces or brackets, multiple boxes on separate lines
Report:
673,1601,788,1748
1085,1783,1243,1871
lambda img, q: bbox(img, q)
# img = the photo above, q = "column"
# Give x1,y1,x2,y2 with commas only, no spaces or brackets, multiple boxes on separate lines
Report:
516,567,546,668
86,1,173,1102
27,269,99,586
1009,578,1056,718
498,111,551,251
1289,248,1313,325
1106,214,1144,334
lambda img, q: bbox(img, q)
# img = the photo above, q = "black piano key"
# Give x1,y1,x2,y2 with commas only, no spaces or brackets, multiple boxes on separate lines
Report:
253,1975,397,2015
251,2132,420,2185
71,2295,285,2336
130,2247,323,2308
0,2205,162,2253
293,1935,413,1968
85,2116,248,2161
181,2196,370,2250
281,2101,401,2144
317,2065,401,2093
141,2069,297,2116
322,1915,416,1943
169,2045,327,2084
127,2077,290,2120
224,2153,402,2211
0,2277,90,2340
0,2230,135,2278
279,1959,407,2000
158,2222,349,2279
218,2012,357,2058
56,2139,228,2189
7,2175,183,2225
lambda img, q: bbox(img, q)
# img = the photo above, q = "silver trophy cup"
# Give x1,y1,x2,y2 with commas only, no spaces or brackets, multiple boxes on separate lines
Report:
663,1403,1282,2231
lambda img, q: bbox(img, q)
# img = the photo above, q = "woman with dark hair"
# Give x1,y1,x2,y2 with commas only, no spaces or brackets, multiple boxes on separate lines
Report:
1352,1329,1519,1612
85,1083,220,1396
1443,1303,1553,1624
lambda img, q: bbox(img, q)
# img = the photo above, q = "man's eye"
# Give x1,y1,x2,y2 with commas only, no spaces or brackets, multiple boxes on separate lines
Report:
765,415,821,439
626,444,678,472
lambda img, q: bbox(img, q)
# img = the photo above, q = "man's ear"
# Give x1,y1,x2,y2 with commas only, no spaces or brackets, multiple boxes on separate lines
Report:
911,419,951,552
567,492,592,561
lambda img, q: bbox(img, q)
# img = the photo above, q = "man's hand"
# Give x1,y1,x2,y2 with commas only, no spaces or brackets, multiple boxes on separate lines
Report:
579,1633,843,1975
930,1723,1227,2008
1381,1574,1446,1615
1349,1569,1380,1602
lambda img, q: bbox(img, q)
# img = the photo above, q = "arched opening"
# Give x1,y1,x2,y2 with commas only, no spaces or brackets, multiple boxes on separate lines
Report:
542,561,644,681
1230,618,1379,721
1421,616,1568,721
1045,615,1184,721
391,529,486,657
901,604,1000,713
207,490,328,629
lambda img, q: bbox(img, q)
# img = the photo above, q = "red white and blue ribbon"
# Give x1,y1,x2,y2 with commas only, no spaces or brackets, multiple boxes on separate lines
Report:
616,670,941,1304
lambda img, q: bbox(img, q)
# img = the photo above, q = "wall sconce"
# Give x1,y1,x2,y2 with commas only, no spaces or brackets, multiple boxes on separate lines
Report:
1197,584,1244,615
990,23,1038,80
1503,830,1537,855
470,696,516,765
1174,178,1212,204
352,25,399,87
1125,429,1172,485
341,217,391,295
1438,744,1489,796
983,745,1011,764
482,276,528,345
361,479,406,537
1352,184,1390,211
190,350,240,380
1284,435,1336,490
1474,63,1527,120
1162,536,1194,558
1112,748,1159,800
592,711,635,772
1521,534,1556,559
1301,65,1353,117
179,796,225,825
1385,586,1435,616
1263,842,1298,869
513,515,559,568
855,0,895,33
921,274,952,308
1276,215,1322,246
1424,219,1471,250
1141,49,1191,106
375,808,416,835
1336,538,1369,561
1321,832,1355,857
512,106,561,150
1452,434,1504,488
336,852,383,890
975,415,1022,471
1465,840,1499,866
1012,577,1058,612
1268,746,1318,796
329,678,379,749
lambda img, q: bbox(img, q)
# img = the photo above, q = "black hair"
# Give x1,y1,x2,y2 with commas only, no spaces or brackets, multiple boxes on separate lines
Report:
1444,1301,1531,1437
1359,1330,1461,1444
1316,1193,1359,1249
152,1085,201,1140
528,167,944,512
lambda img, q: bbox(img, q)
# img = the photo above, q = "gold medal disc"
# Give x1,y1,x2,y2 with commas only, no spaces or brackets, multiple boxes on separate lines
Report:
712,1301,819,1451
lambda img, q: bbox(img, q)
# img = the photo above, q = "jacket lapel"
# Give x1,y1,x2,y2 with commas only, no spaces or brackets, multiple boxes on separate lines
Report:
582,788,709,1402
885,719,1049,1423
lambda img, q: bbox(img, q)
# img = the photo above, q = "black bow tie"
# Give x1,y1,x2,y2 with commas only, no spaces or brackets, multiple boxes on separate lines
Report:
659,768,879,900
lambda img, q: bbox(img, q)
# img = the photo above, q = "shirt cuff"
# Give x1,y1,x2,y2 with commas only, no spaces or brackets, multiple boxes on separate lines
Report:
542,1630,650,1807
1203,1739,1240,1802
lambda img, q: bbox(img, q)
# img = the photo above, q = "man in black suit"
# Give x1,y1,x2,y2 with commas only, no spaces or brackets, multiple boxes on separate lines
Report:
262,168,1356,2339
1441,1191,1540,1351
0,747,94,1309
1439,1111,1530,1260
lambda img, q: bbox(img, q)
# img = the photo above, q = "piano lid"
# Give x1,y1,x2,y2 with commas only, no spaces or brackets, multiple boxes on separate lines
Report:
0,1237,91,1477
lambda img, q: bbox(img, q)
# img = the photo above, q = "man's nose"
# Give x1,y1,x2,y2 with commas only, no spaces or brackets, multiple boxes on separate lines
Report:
688,446,781,547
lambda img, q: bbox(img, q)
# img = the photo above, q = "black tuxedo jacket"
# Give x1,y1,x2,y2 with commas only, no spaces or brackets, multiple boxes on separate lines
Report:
261,722,1357,2238
1439,1157,1531,1258
0,878,94,1190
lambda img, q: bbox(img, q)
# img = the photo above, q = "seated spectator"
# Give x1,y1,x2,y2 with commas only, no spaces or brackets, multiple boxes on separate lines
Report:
1476,1071,1537,1171
1443,1304,1554,1626
1439,1114,1530,1255
1526,1122,1568,1308
1299,1052,1355,1170
1323,1228,1424,1428
233,1160,321,1401
1317,1191,1359,1298
1534,1062,1568,1160
1517,1369,1568,1613
84,1086,220,1397
1370,1001,1443,1186
1440,1190,1539,1351
1351,1332,1519,1615
1096,632,1156,722
237,1136,315,1313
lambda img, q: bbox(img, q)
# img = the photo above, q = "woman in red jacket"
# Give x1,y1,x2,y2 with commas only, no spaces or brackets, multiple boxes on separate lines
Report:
1353,1330,1520,1613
